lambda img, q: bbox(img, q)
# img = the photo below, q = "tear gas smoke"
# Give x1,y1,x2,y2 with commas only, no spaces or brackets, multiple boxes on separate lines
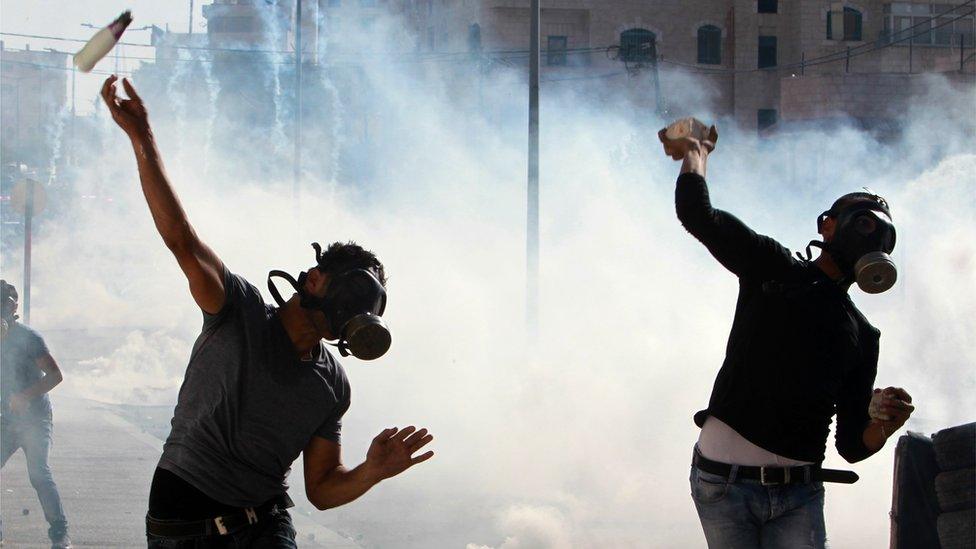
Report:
3,8,974,548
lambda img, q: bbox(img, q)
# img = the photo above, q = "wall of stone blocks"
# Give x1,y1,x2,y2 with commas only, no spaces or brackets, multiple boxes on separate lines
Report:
780,71,975,122
407,0,971,128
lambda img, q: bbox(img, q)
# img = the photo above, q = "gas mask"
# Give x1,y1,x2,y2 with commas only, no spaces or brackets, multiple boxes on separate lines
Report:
267,243,391,360
0,280,18,323
807,200,897,294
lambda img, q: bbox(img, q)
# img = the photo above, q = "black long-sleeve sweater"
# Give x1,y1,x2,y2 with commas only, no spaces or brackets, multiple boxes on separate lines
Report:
676,172,879,464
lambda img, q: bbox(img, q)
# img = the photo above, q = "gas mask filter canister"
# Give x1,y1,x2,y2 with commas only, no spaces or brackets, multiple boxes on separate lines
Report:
813,199,897,294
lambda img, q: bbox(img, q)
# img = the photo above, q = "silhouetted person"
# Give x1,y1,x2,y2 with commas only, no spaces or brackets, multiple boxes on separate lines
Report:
1,280,71,549
662,127,915,548
101,75,434,548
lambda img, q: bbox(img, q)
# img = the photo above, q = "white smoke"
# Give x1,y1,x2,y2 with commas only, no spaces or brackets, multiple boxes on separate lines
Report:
467,505,574,549
3,5,974,548
60,330,187,405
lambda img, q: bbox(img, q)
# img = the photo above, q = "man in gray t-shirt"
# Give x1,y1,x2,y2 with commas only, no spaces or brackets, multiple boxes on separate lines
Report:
102,76,434,547
1,280,71,548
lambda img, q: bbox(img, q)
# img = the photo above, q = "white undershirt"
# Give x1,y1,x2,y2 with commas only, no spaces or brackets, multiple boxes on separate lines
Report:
697,416,814,466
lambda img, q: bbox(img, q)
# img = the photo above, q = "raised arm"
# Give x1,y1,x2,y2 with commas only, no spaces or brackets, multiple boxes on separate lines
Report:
303,426,433,510
664,133,793,279
101,76,225,314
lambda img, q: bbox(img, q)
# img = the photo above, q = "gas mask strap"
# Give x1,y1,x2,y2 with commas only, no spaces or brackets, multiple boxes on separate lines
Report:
267,270,301,308
797,240,826,262
324,340,352,357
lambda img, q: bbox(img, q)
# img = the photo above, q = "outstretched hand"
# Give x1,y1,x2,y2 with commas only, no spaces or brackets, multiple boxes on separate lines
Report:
101,75,150,138
365,426,434,482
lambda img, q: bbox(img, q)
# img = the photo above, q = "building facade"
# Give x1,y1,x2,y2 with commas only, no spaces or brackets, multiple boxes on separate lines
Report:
410,0,975,130
0,44,69,169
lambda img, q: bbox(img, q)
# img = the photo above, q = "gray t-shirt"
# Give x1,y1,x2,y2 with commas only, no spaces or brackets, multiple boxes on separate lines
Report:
158,268,351,507
0,322,53,421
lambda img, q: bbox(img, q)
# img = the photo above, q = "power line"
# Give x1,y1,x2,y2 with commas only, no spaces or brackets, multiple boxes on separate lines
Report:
802,9,975,69
0,31,292,56
0,30,613,61
542,71,627,83
0,58,129,76
0,43,613,72
777,0,974,70
654,2,974,75
3,3,970,78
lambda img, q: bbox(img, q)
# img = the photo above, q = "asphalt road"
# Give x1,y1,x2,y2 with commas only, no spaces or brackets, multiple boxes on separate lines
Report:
0,395,358,548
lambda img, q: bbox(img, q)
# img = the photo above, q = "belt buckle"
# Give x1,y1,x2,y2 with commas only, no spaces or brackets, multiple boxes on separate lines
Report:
760,466,789,486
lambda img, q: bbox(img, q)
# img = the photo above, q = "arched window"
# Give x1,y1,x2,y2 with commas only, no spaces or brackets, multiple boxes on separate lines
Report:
827,7,863,41
620,28,656,63
697,25,721,64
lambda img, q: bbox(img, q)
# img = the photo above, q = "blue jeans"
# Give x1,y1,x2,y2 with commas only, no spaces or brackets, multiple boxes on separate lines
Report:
0,417,68,540
146,508,297,548
690,464,827,549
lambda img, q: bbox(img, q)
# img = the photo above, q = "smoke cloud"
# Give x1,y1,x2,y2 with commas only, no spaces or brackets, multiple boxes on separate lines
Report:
3,6,974,548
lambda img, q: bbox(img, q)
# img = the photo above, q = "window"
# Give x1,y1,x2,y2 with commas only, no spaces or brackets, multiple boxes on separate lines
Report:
697,25,721,64
913,17,932,44
845,8,863,40
328,0,340,6
954,15,974,47
427,26,435,51
934,14,955,45
619,28,656,63
210,16,254,33
547,35,568,66
758,0,778,14
828,7,863,41
758,35,777,68
757,109,778,131
468,23,482,52
883,3,975,46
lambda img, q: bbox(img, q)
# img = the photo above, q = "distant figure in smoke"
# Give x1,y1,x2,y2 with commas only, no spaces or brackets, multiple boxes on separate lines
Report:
0,280,72,549
662,125,916,548
100,75,434,548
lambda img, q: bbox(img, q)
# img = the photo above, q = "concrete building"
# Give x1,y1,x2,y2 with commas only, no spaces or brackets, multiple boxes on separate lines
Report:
411,0,975,130
0,44,69,169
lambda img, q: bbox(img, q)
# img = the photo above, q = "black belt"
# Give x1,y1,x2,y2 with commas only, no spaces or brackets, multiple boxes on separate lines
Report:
146,494,293,538
693,448,859,485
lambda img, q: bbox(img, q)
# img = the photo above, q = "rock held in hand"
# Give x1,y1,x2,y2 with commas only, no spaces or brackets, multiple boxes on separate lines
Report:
658,117,717,159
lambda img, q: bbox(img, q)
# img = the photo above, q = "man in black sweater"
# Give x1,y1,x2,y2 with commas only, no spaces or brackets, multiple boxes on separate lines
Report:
665,129,915,548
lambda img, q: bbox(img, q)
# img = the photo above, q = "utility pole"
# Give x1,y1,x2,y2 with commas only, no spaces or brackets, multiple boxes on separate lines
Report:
189,0,194,34
961,34,966,73
527,0,540,340
294,0,303,206
71,64,76,165
649,41,664,116
22,180,35,324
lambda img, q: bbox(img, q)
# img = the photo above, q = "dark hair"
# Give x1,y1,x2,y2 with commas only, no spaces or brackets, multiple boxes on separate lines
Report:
1,279,17,302
315,241,387,286
829,191,891,218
